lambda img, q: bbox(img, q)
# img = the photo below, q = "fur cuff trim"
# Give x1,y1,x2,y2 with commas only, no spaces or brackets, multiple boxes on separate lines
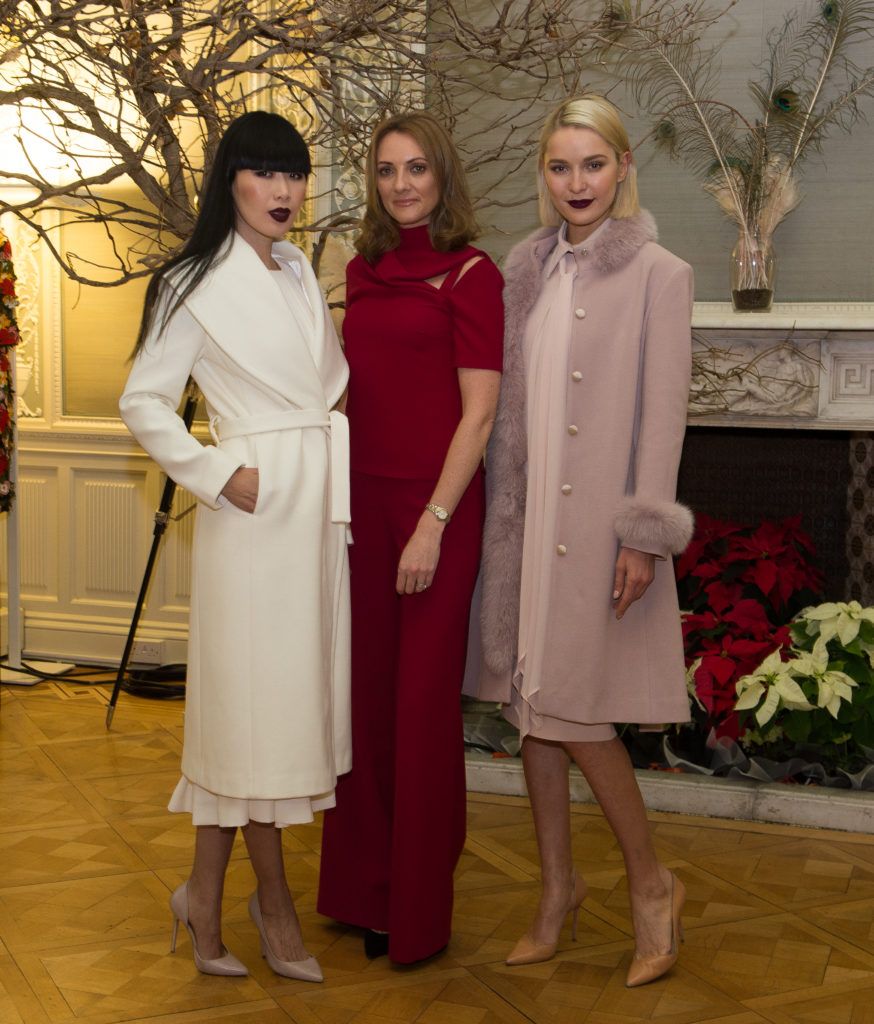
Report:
614,496,694,555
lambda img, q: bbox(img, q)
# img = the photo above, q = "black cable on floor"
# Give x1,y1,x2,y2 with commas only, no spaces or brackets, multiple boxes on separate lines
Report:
0,658,187,697
121,664,186,699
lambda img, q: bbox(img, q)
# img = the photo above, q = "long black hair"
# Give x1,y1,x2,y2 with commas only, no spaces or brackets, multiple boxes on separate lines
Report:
132,110,311,355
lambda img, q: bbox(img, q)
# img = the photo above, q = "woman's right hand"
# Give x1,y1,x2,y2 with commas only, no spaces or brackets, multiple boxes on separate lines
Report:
396,514,444,594
221,467,259,513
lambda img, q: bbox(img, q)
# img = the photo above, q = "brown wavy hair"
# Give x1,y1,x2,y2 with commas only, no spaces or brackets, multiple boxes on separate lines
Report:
356,112,479,263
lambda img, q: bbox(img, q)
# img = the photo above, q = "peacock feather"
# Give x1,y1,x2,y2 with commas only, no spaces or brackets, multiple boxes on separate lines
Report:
610,0,874,243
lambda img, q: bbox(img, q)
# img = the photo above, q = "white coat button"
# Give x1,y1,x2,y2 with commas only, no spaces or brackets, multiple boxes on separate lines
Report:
561,484,573,495
571,370,583,382
567,424,579,436
556,544,567,556
575,307,586,319
580,248,588,256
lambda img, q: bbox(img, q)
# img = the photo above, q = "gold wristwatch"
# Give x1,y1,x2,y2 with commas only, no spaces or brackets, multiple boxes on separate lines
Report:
425,502,451,523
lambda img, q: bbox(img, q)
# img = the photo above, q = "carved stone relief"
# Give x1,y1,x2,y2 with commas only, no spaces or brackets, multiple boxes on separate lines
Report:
690,331,821,420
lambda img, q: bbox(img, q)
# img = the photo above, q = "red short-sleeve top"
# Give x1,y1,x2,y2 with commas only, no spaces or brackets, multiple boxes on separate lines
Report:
344,224,504,479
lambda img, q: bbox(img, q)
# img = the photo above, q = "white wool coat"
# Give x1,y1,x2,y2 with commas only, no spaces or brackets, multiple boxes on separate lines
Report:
478,212,693,725
119,233,351,799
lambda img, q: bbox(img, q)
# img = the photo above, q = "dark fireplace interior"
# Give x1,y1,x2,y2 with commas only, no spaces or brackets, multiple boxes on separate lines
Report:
677,427,853,600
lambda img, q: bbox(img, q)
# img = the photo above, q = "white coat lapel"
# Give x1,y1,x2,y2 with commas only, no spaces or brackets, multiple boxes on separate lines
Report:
273,241,348,408
183,233,325,407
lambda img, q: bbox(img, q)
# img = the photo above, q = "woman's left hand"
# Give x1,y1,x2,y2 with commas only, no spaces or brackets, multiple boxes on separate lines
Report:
612,546,655,620
397,515,444,595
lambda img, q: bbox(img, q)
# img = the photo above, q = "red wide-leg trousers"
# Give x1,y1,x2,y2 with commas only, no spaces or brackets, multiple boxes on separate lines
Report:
318,469,484,963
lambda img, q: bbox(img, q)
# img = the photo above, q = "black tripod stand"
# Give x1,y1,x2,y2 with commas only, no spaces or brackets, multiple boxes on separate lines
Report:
106,384,199,729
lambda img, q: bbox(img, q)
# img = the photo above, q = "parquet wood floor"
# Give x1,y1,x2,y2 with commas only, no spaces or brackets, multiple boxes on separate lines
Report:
2,681,874,1024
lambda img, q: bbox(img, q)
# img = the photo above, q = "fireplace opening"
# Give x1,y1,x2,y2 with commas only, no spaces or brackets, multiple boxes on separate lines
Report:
676,427,854,601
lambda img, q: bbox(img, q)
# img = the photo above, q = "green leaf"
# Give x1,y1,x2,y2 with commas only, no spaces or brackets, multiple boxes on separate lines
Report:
852,717,874,746
857,621,874,644
782,713,812,742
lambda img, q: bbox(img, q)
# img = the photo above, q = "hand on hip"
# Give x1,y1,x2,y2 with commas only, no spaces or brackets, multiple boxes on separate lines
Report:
221,467,259,514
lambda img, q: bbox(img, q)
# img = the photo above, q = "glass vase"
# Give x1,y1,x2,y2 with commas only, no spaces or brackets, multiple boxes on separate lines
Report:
730,228,775,311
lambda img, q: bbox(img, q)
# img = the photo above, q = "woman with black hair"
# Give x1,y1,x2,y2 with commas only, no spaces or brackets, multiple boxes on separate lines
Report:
120,111,350,982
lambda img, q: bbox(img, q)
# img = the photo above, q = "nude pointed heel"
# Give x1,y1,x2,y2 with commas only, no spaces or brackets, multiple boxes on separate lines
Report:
571,895,581,942
169,881,248,976
248,892,323,982
625,872,686,988
506,873,587,967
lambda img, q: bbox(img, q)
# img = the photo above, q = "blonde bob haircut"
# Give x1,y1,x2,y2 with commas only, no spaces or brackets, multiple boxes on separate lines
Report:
537,94,640,226
356,111,479,264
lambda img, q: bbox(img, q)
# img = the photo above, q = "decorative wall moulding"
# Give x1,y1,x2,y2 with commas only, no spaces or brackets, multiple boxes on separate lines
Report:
819,341,874,424
693,302,874,331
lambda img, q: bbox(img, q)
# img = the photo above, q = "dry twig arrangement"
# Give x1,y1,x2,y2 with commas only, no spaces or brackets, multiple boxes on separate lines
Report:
0,0,732,285
607,0,874,293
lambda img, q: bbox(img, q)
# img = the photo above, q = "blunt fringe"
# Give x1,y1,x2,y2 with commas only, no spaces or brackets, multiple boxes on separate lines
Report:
132,110,311,356
537,94,640,226
356,111,479,263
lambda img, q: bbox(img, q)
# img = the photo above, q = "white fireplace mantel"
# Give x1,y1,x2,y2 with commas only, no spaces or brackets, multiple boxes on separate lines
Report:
689,302,874,430
693,301,874,331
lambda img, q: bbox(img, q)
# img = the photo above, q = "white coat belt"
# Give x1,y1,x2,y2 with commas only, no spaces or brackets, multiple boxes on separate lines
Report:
210,409,350,524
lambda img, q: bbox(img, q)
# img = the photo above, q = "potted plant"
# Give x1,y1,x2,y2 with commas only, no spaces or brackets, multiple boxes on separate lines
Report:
676,513,823,739
735,602,874,771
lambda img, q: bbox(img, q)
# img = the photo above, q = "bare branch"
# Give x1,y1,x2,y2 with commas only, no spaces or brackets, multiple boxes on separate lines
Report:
0,0,733,286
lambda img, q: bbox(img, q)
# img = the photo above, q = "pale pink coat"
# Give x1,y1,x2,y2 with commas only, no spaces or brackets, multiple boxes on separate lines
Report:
478,211,694,725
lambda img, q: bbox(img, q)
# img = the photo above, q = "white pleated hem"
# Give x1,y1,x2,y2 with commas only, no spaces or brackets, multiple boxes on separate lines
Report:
168,776,336,829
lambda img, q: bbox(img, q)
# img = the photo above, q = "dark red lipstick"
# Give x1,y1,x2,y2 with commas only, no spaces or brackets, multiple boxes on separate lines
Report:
568,198,594,209
269,208,291,222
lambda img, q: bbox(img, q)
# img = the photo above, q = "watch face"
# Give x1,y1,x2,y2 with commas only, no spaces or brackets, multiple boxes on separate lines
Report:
436,509,448,520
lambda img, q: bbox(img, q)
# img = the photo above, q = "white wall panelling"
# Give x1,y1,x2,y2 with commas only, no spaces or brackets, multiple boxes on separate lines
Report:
73,472,146,600
19,474,53,593
4,435,194,665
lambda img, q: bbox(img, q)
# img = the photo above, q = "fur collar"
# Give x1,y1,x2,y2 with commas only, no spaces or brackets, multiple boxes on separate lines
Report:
505,209,658,281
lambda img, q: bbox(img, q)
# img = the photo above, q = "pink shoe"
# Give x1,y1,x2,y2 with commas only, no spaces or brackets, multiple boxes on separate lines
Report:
169,881,247,976
248,892,323,982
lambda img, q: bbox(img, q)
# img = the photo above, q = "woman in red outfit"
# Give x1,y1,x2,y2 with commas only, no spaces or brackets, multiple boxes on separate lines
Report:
318,112,503,964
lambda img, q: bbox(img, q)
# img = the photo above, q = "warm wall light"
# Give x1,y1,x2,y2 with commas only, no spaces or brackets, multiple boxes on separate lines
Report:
0,102,76,185
0,31,127,188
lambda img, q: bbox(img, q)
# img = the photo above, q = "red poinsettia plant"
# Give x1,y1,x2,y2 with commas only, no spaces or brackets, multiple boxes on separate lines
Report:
675,513,824,739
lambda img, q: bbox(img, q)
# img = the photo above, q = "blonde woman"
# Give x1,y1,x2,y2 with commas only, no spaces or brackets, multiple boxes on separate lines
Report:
478,95,693,987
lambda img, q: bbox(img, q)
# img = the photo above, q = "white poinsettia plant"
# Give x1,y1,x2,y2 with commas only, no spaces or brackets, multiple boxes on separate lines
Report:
800,601,874,647
733,602,874,763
